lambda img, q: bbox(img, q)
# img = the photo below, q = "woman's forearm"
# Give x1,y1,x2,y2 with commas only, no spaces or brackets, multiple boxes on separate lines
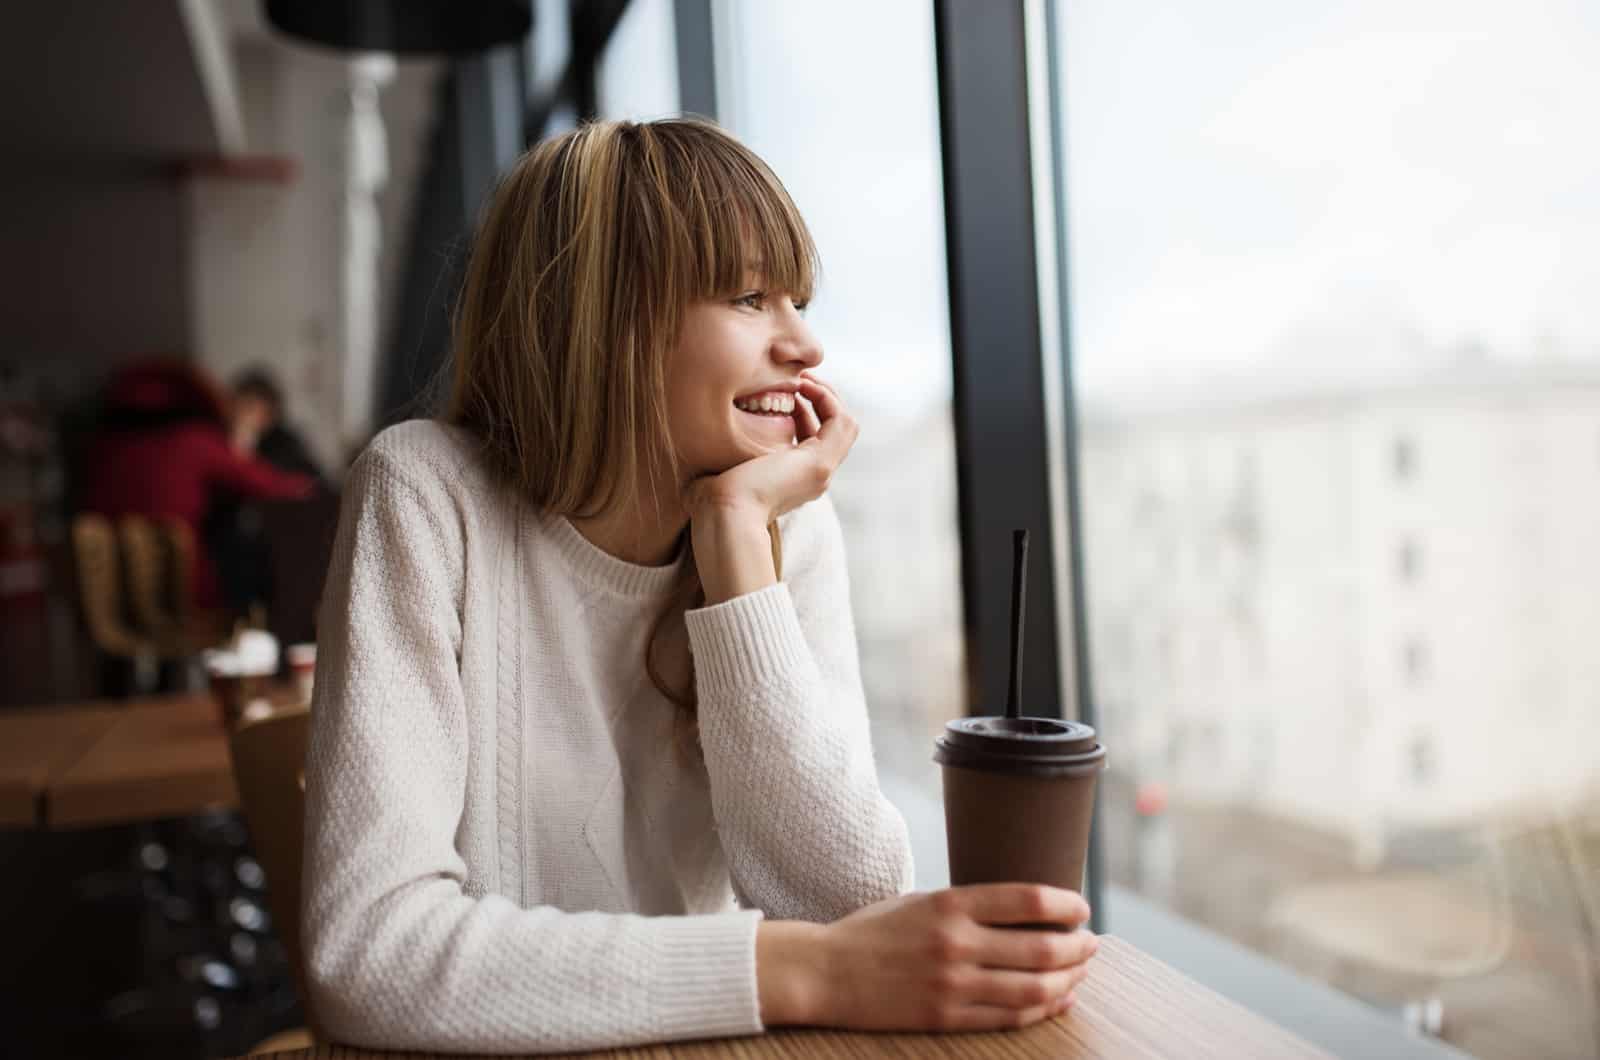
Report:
756,920,831,1026
691,504,778,605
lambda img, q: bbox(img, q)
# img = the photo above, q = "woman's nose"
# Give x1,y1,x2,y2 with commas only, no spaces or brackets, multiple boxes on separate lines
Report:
775,311,823,369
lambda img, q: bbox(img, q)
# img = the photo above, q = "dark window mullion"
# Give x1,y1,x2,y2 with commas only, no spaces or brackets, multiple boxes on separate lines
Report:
932,0,1103,929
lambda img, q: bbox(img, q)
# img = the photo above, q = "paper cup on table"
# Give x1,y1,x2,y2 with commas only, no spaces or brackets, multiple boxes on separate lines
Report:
240,699,276,724
287,642,317,705
204,656,266,726
234,629,280,674
204,631,279,726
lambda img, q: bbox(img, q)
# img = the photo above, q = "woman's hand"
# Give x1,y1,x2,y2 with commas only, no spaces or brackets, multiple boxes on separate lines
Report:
684,372,858,526
685,373,858,605
757,884,1098,1032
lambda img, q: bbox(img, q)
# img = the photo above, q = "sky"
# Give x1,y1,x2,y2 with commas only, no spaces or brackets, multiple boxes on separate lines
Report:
600,0,1600,410
1060,0,1600,399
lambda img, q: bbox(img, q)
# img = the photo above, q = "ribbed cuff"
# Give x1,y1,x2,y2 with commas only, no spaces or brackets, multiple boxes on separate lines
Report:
649,908,766,1040
683,583,812,695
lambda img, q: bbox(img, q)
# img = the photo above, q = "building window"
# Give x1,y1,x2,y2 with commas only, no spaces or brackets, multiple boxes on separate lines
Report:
1402,636,1429,684
1392,436,1417,482
1408,735,1435,785
1397,536,1421,582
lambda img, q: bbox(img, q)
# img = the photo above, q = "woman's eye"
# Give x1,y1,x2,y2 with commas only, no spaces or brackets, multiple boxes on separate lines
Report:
792,300,810,315
734,291,765,309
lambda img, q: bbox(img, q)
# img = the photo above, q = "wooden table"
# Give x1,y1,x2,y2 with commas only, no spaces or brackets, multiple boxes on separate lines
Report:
0,690,290,829
48,692,241,828
245,937,1331,1059
0,701,124,826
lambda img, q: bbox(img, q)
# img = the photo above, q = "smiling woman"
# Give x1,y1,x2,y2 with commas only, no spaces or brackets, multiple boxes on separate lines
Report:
301,117,1099,1055
448,119,819,523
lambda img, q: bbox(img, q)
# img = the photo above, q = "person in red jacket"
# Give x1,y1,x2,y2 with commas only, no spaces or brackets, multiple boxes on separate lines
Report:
81,358,314,609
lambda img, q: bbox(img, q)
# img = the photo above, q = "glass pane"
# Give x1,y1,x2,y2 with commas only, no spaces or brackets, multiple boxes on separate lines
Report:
596,0,679,121
717,0,963,885
1056,2,1600,1057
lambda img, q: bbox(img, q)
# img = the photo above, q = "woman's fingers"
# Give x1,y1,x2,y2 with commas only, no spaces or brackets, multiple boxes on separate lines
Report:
953,883,1091,931
796,377,857,467
960,964,1089,1009
798,373,843,420
976,925,1099,972
793,392,822,442
938,1000,1059,1032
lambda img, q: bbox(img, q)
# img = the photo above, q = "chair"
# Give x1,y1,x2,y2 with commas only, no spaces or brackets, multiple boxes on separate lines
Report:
260,492,342,650
161,518,196,623
167,517,234,652
71,513,157,693
118,515,182,650
229,707,317,1053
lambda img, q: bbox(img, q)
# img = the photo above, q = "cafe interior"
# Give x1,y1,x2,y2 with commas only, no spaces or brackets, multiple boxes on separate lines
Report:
1,1,1596,1058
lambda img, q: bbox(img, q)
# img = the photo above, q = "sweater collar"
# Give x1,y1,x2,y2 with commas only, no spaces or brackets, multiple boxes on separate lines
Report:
542,511,690,600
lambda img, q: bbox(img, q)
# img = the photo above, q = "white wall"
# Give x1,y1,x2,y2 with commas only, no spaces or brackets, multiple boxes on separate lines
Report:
186,37,441,475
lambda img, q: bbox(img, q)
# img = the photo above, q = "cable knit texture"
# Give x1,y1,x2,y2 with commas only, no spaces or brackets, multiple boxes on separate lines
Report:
302,420,914,1054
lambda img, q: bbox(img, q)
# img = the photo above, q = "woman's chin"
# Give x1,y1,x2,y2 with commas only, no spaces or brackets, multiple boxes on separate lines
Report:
730,427,795,457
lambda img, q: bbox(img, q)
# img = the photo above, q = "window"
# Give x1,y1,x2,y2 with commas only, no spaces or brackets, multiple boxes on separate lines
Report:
1396,536,1421,582
1408,734,1435,786
595,0,678,121
1052,1,1600,1054
1392,436,1417,482
715,0,961,878
1401,636,1428,684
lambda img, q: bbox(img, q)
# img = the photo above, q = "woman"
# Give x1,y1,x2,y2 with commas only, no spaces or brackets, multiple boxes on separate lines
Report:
303,118,1098,1053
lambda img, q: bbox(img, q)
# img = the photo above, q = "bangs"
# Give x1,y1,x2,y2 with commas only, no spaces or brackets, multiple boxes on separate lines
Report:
639,121,818,305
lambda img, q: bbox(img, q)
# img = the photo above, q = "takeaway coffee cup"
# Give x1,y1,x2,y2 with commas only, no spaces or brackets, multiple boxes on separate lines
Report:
934,716,1105,908
286,642,317,705
204,629,280,726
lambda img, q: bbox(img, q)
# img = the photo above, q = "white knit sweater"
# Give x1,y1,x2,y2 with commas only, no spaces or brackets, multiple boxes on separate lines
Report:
302,420,914,1053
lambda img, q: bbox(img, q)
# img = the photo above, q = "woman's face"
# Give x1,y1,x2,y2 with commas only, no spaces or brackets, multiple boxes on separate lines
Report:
664,276,823,479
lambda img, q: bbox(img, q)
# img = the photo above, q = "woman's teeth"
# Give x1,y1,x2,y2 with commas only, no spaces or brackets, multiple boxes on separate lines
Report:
734,392,796,415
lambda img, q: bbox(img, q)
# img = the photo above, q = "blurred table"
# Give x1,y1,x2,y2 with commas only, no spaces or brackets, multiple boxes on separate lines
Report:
239,937,1331,1059
0,701,122,826
1,688,299,829
48,692,240,828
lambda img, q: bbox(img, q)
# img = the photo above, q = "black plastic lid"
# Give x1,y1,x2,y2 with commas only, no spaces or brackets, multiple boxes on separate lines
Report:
933,716,1106,777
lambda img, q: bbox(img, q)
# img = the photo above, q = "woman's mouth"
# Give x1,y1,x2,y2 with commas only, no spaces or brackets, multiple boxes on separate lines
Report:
733,392,797,416
733,392,798,438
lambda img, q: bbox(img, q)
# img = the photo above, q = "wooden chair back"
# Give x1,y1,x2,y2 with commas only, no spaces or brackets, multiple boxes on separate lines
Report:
228,706,315,1028
260,492,342,650
159,518,197,622
118,515,178,644
70,513,150,659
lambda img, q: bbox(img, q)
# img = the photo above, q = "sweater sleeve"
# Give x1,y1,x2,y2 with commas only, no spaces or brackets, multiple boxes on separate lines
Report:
683,493,916,924
302,446,765,1054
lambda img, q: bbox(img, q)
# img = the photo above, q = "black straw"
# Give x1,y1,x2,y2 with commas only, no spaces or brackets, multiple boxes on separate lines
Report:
1006,529,1028,718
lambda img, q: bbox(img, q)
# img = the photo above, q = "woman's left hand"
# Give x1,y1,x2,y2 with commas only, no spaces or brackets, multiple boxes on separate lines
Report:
683,372,857,604
683,371,858,525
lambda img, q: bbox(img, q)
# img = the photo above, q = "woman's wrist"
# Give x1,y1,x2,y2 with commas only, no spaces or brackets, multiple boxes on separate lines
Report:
690,502,777,605
755,920,831,1026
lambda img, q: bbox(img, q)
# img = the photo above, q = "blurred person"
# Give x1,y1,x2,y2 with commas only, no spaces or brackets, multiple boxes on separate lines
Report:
303,119,1099,1055
81,358,314,610
211,366,329,615
228,366,326,483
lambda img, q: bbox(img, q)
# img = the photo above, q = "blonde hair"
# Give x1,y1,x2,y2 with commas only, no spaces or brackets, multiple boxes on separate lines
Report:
446,118,817,755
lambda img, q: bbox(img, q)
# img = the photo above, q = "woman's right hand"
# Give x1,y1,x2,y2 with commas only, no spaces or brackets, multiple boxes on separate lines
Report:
759,884,1098,1032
